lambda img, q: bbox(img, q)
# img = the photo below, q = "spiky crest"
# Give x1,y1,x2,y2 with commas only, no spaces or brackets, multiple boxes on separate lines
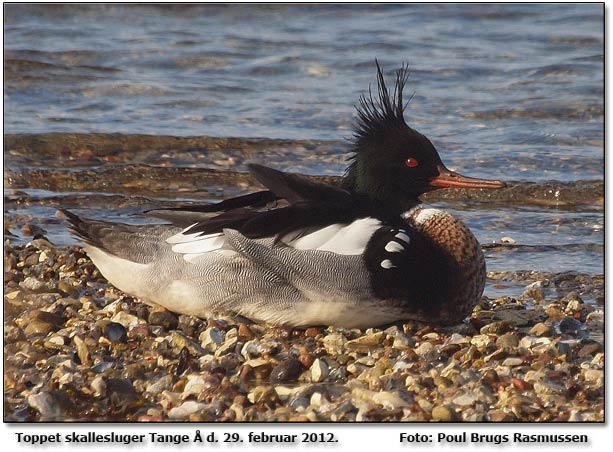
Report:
353,60,411,141
342,61,412,190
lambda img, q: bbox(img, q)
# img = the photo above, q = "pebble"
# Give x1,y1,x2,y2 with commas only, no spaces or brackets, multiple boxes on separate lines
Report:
20,276,47,292
310,392,329,408
73,335,91,366
58,280,78,297
529,322,554,337
106,378,138,409
440,343,461,357
585,310,604,326
91,376,107,397
414,342,434,356
447,333,470,344
487,409,514,422
578,342,601,357
168,401,207,419
237,323,255,340
351,387,408,409
556,341,572,358
496,333,519,349
310,358,329,383
433,376,453,390
44,335,65,349
431,405,456,421
289,396,309,410
24,319,58,338
345,331,384,351
4,240,604,422
392,334,413,349
27,392,63,419
494,309,545,326
215,331,238,357
270,358,302,383
200,327,224,352
148,311,178,330
91,361,114,373
103,322,128,343
453,392,478,406
247,386,278,404
4,290,22,301
583,369,603,384
470,334,494,351
170,331,206,356
519,335,549,349
182,375,206,398
322,333,346,355
502,357,524,367
480,321,513,335
533,381,565,395
110,312,140,329
481,369,500,385
559,317,583,334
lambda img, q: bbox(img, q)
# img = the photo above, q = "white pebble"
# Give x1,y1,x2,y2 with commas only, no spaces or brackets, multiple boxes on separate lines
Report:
167,401,206,419
310,358,329,383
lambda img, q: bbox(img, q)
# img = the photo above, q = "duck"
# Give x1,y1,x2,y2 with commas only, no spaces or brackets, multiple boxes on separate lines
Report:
62,62,505,329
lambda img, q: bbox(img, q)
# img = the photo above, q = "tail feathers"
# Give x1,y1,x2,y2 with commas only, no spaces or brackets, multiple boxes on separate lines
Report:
59,209,105,249
59,209,175,264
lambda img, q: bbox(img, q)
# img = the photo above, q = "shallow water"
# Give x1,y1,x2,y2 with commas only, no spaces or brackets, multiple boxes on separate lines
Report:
4,4,604,301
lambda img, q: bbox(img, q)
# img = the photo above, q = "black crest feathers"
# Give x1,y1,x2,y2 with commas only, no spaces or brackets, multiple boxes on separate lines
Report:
354,60,411,140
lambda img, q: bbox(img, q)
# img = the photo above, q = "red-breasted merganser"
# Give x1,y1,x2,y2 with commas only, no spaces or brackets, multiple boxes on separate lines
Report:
63,62,505,328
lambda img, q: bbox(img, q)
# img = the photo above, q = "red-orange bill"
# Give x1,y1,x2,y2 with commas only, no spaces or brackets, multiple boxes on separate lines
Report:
429,165,506,189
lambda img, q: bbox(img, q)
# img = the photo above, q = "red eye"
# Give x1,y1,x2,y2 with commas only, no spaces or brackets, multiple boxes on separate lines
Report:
406,157,419,168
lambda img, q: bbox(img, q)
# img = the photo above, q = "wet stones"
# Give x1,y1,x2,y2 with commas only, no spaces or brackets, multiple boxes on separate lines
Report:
3,239,604,422
528,322,554,337
148,311,179,331
103,322,128,343
27,392,64,420
270,358,303,383
431,405,456,422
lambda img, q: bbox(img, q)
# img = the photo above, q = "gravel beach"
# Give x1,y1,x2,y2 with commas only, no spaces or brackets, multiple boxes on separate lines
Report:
4,237,604,422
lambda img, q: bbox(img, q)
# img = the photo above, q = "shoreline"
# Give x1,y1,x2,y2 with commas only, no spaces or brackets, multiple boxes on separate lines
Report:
4,239,604,422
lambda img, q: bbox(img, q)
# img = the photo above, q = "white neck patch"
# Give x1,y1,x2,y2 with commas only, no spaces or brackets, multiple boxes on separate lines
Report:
402,206,442,225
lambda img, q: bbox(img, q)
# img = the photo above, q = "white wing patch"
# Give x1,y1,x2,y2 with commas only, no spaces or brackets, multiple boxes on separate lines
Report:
166,216,383,260
166,225,230,261
166,223,200,243
385,241,405,253
169,232,226,254
284,217,382,255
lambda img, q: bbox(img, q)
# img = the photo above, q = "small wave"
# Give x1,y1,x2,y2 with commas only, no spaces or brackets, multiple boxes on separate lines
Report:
483,243,603,253
4,164,603,208
4,133,603,207
549,36,603,46
465,105,603,121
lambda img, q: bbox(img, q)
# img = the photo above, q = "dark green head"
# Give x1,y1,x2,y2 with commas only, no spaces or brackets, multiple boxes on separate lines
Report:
342,61,504,212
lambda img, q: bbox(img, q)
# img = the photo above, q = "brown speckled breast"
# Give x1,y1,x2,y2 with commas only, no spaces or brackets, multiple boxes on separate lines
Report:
364,206,486,325
405,206,486,323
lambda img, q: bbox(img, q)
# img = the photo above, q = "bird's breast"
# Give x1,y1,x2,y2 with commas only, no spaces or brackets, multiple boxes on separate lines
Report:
363,206,486,324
